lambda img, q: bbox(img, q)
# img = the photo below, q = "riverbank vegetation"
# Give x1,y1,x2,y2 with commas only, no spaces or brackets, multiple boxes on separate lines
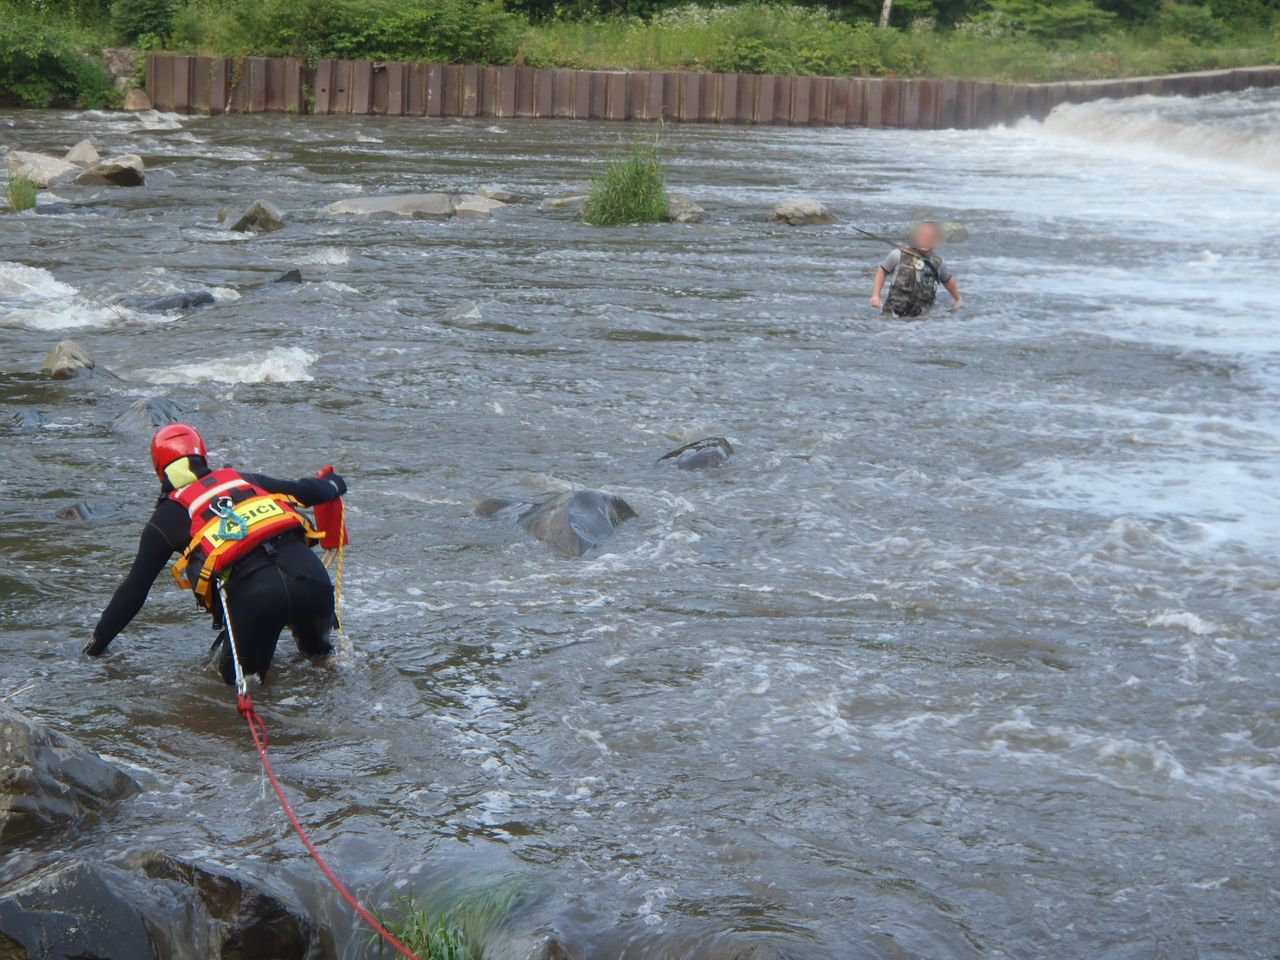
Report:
583,144,669,225
3,0,1278,107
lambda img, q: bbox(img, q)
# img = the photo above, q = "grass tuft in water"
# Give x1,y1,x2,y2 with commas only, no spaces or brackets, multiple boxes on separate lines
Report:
7,176,37,213
581,143,669,227
373,886,523,960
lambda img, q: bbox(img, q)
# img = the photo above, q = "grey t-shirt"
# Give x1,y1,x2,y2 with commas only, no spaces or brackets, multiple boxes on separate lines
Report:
879,248,952,284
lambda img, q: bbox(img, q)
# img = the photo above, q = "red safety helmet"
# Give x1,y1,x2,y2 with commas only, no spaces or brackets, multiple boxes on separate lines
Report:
150,423,207,479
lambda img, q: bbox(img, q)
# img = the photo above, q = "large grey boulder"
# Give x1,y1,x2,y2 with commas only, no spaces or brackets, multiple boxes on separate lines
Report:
135,852,324,960
453,195,507,220
113,397,185,434
63,138,100,166
477,184,531,203
665,194,707,224
7,151,76,188
324,193,455,220
477,491,638,558
124,88,153,111
0,861,160,960
771,197,836,226
39,339,94,380
226,199,285,234
0,704,141,844
75,154,146,187
658,437,733,470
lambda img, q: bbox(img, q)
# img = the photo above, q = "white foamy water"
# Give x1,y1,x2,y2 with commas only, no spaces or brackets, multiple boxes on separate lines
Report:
131,346,317,383
0,261,126,329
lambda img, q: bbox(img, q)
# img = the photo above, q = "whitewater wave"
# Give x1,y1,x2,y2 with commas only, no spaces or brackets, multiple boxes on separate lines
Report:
1038,97,1280,179
132,346,317,384
0,262,126,330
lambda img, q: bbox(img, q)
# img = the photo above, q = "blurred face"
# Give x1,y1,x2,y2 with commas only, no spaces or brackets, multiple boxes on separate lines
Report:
914,223,941,250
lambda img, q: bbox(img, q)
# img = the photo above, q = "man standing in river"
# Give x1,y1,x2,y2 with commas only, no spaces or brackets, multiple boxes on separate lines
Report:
869,221,966,317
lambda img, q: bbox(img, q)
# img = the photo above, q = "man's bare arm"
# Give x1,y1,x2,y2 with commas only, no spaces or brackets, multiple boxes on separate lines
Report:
870,267,888,309
944,277,965,309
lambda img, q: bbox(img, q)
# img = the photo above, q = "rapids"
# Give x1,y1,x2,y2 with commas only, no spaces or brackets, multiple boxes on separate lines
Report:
2,88,1278,958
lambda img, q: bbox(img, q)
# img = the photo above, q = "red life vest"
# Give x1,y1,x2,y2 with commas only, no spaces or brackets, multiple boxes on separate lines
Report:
169,468,316,609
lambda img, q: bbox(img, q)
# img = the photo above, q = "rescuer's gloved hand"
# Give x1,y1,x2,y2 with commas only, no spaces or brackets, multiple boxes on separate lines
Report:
325,472,347,499
83,634,110,657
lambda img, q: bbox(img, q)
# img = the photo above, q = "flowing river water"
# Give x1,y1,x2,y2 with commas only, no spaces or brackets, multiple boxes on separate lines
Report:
2,88,1278,958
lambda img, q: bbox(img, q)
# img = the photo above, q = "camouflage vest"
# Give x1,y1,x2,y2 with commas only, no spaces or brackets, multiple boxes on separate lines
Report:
884,247,941,318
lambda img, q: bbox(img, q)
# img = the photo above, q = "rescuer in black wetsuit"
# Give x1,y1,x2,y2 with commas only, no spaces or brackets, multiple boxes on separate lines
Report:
86,424,348,685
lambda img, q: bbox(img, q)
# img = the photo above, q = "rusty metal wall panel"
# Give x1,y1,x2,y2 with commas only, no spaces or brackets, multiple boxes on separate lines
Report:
720,74,740,124
863,79,883,127
900,79,921,129
329,60,354,114
461,65,480,116
145,54,157,104
478,66,497,116
754,75,775,124
569,70,588,118
770,74,791,124
495,66,517,117
533,69,554,117
285,59,303,113
515,66,535,117
627,72,649,120
808,77,829,125
1043,82,1067,116
312,60,332,114
587,72,607,119
191,57,211,114
700,73,719,121
660,72,678,119
790,76,811,126
552,69,574,118
153,56,174,111
1008,84,1029,121
346,60,371,114
735,75,756,123
973,81,996,126
882,78,903,128
440,65,461,116
386,63,407,116
679,73,700,121
265,57,285,112
371,63,389,114
936,79,957,129
172,56,193,113
953,80,974,128
847,78,865,127
606,72,628,120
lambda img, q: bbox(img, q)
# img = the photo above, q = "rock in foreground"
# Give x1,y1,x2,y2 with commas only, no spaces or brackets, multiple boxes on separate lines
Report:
7,152,76,188
771,197,836,226
75,154,146,187
39,340,94,380
658,437,734,470
478,491,638,558
0,704,141,844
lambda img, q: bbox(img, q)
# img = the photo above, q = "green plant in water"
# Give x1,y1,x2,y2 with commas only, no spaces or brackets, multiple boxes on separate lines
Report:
581,143,669,227
373,886,524,960
8,176,37,212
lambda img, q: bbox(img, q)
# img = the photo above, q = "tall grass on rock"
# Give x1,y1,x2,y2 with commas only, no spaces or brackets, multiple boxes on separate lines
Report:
7,177,37,213
582,144,669,227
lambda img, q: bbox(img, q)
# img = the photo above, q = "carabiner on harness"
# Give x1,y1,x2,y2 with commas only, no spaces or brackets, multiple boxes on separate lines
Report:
210,496,250,542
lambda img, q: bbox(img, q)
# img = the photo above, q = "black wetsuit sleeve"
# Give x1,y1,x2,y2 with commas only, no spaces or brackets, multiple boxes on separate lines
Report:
244,473,344,507
88,508,182,654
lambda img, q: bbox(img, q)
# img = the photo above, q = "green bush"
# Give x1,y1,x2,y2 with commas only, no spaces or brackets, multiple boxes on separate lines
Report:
110,0,174,43
582,144,669,226
977,0,1117,40
8,176,37,212
0,3,118,107
1155,3,1228,44
172,0,523,63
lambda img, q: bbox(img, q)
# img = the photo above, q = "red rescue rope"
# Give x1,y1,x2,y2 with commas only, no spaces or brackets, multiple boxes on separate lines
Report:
236,693,424,960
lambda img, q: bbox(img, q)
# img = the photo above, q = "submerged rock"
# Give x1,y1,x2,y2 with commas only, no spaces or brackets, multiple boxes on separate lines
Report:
63,138,100,166
118,291,215,313
272,269,303,284
478,491,637,558
32,202,78,216
0,704,141,844
771,197,836,226
7,151,76,188
543,195,586,212
113,397,184,434
324,193,454,220
940,220,969,242
665,194,707,224
227,199,285,234
658,437,733,470
40,340,94,380
75,154,145,187
454,195,507,220
135,853,324,960
13,410,43,432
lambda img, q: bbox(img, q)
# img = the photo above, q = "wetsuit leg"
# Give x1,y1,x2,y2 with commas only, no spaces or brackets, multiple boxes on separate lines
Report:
270,538,336,659
217,565,290,684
